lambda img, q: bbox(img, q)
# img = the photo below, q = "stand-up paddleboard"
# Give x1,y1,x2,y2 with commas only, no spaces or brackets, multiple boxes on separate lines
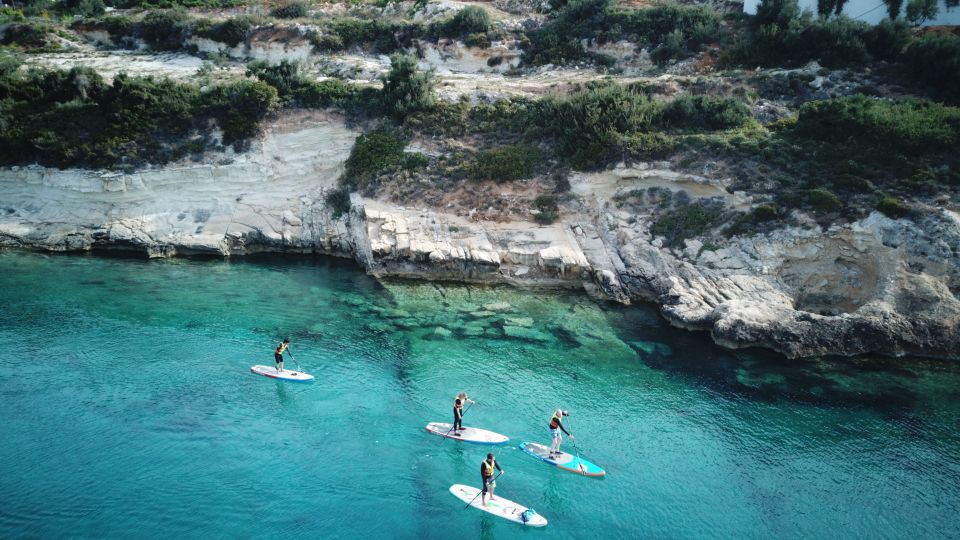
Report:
518,441,605,477
425,422,509,445
250,365,314,382
449,484,547,527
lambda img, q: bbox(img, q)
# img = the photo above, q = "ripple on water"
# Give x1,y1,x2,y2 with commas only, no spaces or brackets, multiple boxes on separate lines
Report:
0,252,959,538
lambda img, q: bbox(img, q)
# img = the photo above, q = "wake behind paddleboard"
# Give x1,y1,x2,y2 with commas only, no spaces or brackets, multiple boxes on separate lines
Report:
425,422,509,445
250,365,314,382
449,484,547,527
518,441,605,477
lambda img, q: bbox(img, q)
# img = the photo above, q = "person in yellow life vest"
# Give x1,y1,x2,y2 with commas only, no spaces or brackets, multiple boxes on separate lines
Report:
480,453,503,506
274,338,290,373
453,392,475,436
549,409,573,458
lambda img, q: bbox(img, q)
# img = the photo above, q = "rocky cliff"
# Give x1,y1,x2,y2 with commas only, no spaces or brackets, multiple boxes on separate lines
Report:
1,113,957,360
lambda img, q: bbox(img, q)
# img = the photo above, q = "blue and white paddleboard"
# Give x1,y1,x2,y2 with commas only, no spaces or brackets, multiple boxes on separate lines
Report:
425,422,509,445
250,365,314,382
450,484,548,527
518,441,605,477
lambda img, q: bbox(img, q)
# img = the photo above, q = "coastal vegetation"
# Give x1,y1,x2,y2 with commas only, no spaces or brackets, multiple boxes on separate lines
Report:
1,0,957,234
0,57,277,168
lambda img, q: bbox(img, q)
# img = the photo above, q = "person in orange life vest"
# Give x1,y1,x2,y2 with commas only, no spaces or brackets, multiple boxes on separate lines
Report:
480,453,503,506
453,392,475,436
274,338,290,373
549,409,573,458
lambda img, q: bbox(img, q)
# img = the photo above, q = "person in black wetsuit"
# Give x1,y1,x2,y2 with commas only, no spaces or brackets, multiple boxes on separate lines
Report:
274,338,290,373
480,453,503,506
453,392,475,436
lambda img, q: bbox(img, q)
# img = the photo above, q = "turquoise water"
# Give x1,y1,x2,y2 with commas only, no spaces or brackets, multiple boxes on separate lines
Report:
1,251,959,539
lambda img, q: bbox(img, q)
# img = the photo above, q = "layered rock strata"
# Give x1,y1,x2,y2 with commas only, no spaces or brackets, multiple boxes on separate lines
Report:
1,116,957,359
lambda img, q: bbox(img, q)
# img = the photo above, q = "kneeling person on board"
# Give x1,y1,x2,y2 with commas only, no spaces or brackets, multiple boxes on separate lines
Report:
275,338,290,372
481,453,503,506
549,409,573,458
453,392,475,436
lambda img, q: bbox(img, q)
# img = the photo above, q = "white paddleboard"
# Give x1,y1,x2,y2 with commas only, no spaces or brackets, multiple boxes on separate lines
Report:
449,484,547,527
425,422,509,445
250,365,314,382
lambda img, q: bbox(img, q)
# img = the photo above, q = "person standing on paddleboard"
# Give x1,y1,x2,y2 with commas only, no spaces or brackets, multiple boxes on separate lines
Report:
453,392,475,436
549,409,573,458
481,453,503,506
274,338,291,373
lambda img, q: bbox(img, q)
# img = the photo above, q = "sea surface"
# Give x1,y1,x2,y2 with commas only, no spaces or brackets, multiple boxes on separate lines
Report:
1,251,958,539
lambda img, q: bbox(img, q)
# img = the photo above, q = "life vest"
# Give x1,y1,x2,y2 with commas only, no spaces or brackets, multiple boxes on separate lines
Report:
454,398,462,410
550,413,561,429
276,342,288,355
482,460,495,477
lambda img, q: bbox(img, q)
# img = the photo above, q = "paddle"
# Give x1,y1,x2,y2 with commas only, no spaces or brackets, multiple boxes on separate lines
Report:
439,401,474,442
571,438,587,477
287,350,304,374
464,471,503,509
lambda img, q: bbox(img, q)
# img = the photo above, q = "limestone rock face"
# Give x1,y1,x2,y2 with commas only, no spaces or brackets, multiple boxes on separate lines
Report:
1,114,957,360
613,209,960,359
0,113,358,258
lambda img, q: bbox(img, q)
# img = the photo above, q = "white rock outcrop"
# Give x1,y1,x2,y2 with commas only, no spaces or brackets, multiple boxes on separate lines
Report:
1,114,957,359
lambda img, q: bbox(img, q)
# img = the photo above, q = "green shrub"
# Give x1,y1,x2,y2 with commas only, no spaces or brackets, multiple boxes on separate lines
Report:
805,187,842,213
522,0,613,65
58,0,106,16
542,84,657,169
650,200,727,247
326,187,352,218
0,7,27,23
198,16,255,47
534,193,559,224
754,0,800,28
199,79,279,145
437,6,492,38
294,79,358,108
901,34,960,102
341,129,407,190
726,0,908,68
791,95,960,154
311,33,344,51
524,0,723,67
140,9,193,50
100,15,136,42
657,94,750,131
612,4,722,50
469,144,540,182
246,60,303,100
876,195,911,218
1,22,58,51
619,132,677,161
318,18,410,53
271,1,308,19
863,18,911,61
725,203,781,237
0,66,274,168
537,86,743,169
380,54,434,122
649,30,685,66
464,32,491,48
104,0,245,6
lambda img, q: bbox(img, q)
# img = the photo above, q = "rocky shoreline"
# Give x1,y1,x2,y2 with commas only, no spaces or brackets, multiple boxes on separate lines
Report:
1,113,957,360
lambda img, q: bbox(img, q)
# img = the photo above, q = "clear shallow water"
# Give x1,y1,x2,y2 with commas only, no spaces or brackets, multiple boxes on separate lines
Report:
1,251,959,539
